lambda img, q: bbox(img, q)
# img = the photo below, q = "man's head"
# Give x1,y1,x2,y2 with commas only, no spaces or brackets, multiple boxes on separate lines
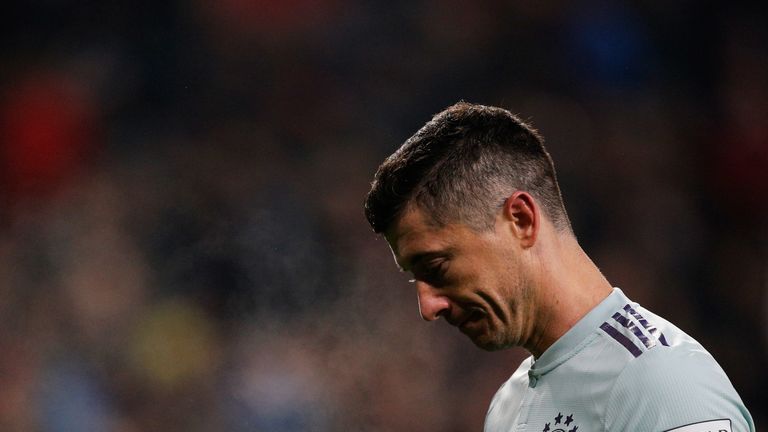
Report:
364,102,572,351
364,101,570,236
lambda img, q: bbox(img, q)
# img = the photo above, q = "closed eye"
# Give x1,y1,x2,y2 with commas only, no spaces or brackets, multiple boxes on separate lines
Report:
413,260,448,286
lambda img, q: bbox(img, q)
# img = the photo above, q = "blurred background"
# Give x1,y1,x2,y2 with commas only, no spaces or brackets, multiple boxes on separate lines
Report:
1,0,766,430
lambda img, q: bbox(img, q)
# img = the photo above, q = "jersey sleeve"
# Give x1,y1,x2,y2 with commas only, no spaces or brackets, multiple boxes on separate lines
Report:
603,346,754,432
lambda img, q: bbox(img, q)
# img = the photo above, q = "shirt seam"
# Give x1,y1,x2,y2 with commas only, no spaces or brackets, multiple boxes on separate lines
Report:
584,336,613,432
601,331,637,431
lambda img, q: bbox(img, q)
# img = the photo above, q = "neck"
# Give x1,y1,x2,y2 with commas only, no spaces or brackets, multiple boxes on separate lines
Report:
524,230,613,358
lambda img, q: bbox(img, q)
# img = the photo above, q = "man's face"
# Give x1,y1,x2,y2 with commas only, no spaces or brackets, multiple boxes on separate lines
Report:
385,206,535,351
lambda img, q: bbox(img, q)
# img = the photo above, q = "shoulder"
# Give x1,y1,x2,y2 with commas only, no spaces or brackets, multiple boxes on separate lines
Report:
484,356,532,432
603,322,754,431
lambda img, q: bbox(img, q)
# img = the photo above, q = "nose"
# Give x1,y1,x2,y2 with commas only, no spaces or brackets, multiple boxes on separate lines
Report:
415,281,450,321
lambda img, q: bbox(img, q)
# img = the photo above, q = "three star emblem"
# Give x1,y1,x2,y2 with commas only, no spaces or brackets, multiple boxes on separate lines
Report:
542,412,578,432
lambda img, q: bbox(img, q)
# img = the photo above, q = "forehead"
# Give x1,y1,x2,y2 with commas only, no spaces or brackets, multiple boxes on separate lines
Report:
384,207,462,270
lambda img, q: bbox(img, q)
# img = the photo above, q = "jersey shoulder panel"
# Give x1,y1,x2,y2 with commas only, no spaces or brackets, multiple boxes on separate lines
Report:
604,328,755,432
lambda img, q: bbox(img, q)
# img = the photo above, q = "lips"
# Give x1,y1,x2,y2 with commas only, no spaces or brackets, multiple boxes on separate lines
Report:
454,307,485,329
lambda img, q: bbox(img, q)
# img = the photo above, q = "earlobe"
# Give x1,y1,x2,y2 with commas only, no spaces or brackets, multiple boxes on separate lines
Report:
502,192,538,248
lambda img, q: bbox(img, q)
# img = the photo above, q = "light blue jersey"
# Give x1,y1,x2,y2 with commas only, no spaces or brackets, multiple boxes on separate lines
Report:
485,288,754,432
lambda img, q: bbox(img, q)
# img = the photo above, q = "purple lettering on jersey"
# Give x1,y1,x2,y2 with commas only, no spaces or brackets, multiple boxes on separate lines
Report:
612,312,656,349
623,304,670,347
600,322,643,357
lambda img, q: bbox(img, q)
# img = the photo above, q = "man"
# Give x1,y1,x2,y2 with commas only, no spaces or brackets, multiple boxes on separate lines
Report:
364,102,755,431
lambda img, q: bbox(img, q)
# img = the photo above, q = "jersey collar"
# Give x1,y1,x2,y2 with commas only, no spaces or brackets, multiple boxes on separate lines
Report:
530,287,629,377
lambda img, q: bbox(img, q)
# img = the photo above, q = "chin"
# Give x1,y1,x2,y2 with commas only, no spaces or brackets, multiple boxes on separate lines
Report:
470,334,512,352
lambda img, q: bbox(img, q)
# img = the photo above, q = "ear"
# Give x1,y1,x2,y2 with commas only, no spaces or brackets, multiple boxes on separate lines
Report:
501,191,539,248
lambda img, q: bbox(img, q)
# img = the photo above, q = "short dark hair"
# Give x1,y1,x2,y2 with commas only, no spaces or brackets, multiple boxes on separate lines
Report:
364,101,571,234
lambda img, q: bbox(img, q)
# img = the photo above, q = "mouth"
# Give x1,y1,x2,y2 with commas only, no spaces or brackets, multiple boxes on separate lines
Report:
456,307,485,330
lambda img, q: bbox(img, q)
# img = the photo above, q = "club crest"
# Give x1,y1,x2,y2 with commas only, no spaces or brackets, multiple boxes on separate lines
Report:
542,412,579,432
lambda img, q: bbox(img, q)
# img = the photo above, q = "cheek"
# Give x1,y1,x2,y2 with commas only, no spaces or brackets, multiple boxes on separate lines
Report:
487,259,532,322
490,258,521,297
502,251,530,291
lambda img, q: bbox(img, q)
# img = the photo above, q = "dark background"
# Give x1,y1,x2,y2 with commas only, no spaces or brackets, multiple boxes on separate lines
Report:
1,1,765,430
